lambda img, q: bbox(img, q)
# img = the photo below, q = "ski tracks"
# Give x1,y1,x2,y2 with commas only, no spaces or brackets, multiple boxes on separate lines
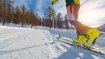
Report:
0,31,32,49
41,30,70,59
0,28,52,59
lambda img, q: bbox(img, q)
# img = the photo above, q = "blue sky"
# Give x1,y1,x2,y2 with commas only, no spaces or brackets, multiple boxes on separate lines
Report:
14,0,105,27
14,0,51,17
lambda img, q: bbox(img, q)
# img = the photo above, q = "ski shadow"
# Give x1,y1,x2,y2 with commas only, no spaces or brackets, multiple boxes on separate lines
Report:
57,44,105,59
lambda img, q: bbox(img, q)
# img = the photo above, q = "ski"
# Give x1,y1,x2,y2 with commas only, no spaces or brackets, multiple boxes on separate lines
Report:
56,36,105,55
67,42,105,55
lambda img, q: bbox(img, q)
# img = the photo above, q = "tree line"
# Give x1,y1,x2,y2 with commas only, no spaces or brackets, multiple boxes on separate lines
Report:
0,0,41,28
0,0,73,29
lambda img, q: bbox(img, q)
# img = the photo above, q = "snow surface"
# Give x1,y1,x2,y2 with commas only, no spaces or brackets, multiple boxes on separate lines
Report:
0,25,105,59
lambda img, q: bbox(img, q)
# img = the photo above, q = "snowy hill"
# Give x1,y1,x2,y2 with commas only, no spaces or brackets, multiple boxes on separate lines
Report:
0,26,105,59
97,24,105,32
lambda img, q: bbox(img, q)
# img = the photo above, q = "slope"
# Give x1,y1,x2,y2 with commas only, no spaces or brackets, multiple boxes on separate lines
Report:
0,26,105,59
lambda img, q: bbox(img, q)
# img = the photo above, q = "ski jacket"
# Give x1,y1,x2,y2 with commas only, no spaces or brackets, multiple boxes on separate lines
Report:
52,0,80,7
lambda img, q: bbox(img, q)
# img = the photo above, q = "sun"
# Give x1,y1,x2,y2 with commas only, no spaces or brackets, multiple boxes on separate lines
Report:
84,10,98,21
79,10,100,27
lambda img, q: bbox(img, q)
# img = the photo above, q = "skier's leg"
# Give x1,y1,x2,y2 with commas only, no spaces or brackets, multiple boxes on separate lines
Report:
66,1,102,48
67,4,75,21
67,4,82,43
67,4,95,47
67,4,91,35
66,3,102,47
67,4,90,43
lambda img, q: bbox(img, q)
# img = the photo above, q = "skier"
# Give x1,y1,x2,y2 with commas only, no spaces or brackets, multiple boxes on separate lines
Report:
52,0,102,48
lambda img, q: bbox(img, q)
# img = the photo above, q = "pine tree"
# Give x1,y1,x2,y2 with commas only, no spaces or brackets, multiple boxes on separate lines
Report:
0,0,3,22
45,6,55,28
21,4,26,27
65,15,69,30
14,6,22,24
56,13,62,28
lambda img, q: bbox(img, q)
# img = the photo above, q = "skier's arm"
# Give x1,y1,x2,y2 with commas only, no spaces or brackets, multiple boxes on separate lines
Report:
52,0,59,5
74,0,80,20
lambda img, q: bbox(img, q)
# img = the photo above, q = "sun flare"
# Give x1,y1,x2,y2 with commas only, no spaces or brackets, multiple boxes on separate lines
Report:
79,9,101,27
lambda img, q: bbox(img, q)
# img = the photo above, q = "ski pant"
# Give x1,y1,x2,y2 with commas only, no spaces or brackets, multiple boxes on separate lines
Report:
66,4,90,35
67,4,76,21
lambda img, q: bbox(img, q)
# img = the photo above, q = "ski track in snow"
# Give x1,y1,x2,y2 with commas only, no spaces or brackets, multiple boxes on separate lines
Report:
0,27,52,59
0,26,105,59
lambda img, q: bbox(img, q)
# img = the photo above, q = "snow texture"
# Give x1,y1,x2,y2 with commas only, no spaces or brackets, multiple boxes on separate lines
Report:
0,25,105,59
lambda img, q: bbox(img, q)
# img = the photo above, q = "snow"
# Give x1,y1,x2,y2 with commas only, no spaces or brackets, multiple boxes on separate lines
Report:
0,25,105,59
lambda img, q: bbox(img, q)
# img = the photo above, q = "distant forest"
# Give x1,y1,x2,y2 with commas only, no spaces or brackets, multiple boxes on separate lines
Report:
0,0,74,29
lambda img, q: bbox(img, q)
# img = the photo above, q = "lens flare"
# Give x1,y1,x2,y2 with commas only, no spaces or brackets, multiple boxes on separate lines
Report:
78,0,105,27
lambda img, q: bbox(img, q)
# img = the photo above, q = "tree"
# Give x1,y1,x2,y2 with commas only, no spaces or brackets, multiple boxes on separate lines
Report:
21,4,26,27
2,0,7,25
45,6,55,28
56,13,62,28
7,0,14,23
1,0,14,25
14,6,22,24
0,0,3,22
65,15,69,30
42,17,45,27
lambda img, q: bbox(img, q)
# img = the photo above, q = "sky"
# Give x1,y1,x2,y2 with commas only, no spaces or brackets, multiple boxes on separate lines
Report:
13,0,51,17
13,0,105,27
79,0,105,27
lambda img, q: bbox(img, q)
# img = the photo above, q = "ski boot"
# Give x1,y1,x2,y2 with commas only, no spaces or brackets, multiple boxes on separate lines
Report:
73,28,102,48
70,20,102,48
